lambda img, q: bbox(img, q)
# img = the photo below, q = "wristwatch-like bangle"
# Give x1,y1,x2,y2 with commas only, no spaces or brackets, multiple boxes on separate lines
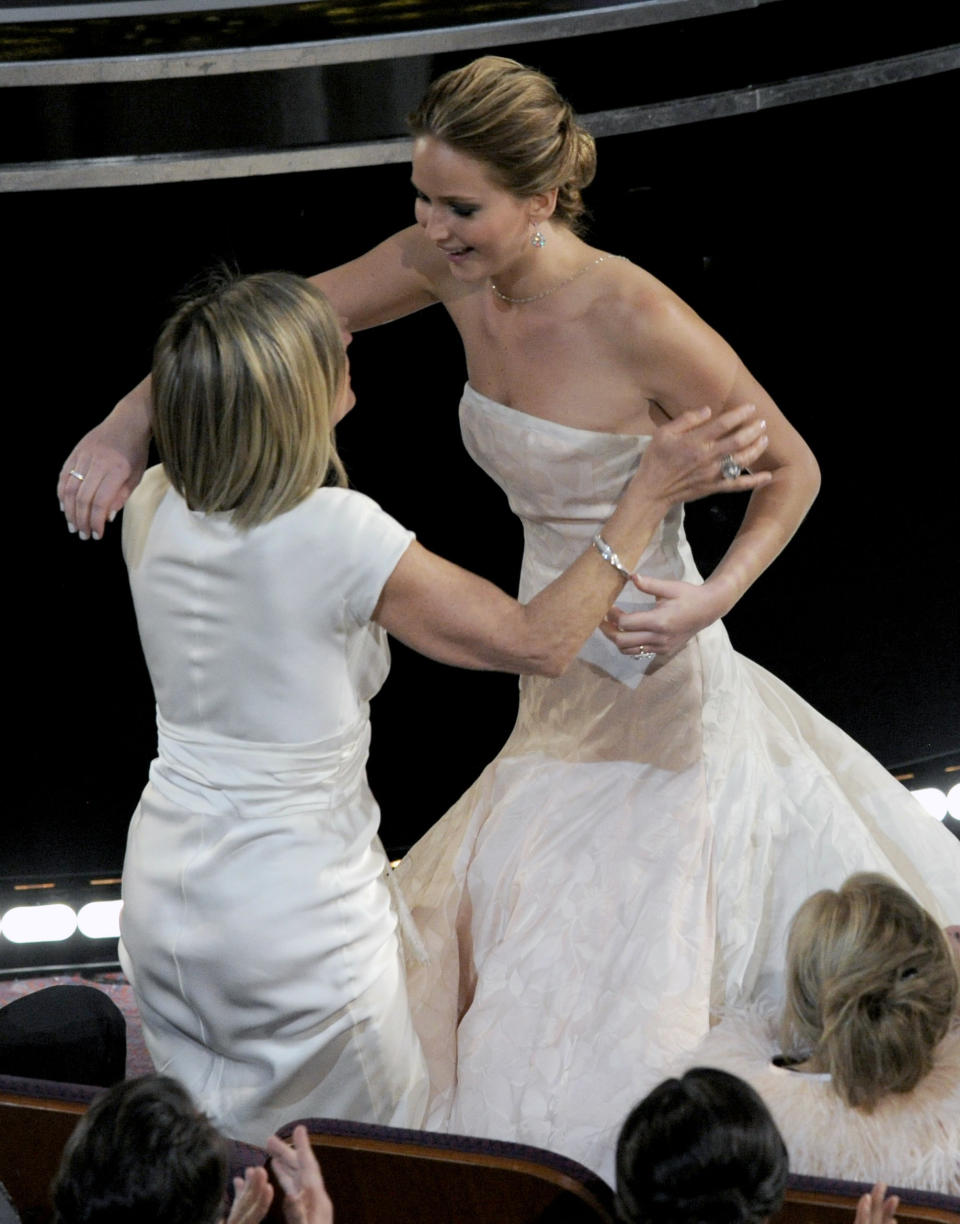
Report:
591,530,632,579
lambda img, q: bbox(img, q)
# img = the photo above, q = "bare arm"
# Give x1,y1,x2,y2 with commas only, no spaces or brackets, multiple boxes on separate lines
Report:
605,293,820,656
374,405,771,675
310,225,443,330
59,227,446,538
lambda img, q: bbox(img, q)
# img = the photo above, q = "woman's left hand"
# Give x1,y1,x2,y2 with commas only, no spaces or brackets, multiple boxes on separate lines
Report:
601,575,726,657
226,1166,274,1224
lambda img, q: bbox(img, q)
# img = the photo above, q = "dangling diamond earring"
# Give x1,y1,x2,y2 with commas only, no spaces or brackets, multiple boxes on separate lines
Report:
530,229,546,249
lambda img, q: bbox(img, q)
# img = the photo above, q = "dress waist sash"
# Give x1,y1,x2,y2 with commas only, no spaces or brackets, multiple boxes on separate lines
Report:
149,709,371,820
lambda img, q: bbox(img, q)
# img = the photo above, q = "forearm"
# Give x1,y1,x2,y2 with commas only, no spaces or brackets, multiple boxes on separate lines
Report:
703,450,820,616
516,499,667,674
109,374,153,440
376,498,666,677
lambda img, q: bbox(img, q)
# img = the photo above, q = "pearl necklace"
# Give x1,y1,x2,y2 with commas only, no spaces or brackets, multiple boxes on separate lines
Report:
489,253,619,305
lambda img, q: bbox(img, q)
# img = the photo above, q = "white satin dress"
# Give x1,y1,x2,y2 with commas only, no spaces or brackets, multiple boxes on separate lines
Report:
396,383,960,1182
119,467,428,1144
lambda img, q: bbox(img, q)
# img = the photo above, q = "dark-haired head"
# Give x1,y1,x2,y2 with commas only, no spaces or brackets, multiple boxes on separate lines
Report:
52,1075,227,1224
615,1068,788,1224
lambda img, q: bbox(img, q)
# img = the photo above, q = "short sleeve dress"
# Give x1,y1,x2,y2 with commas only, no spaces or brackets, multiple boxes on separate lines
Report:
118,466,428,1143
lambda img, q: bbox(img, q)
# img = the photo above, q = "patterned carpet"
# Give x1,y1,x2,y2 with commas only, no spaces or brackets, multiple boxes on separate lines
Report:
0,970,154,1078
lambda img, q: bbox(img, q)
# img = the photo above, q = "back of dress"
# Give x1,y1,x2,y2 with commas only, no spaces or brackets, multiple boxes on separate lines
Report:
118,466,427,1144
122,465,411,744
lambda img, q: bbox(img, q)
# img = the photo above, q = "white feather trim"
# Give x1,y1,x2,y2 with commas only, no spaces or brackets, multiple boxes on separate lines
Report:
682,1009,960,1195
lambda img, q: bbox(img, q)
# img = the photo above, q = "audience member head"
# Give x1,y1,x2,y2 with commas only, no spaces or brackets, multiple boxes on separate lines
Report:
615,1067,788,1224
783,872,960,1111
52,1074,227,1224
407,55,596,233
152,270,348,530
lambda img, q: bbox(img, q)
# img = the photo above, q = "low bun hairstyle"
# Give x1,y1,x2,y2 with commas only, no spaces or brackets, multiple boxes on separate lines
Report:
782,872,960,1112
615,1068,788,1224
408,56,596,233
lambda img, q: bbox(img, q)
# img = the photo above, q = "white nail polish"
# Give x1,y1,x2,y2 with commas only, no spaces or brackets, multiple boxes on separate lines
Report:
109,510,117,523
92,531,101,541
68,523,77,534
79,531,89,541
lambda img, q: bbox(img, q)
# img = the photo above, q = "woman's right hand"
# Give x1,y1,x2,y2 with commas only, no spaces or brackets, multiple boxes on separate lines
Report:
855,1183,899,1224
632,403,771,510
58,383,152,539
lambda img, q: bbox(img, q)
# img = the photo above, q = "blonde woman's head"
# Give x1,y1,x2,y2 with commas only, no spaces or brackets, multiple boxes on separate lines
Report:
152,271,348,530
783,873,959,1111
408,56,596,233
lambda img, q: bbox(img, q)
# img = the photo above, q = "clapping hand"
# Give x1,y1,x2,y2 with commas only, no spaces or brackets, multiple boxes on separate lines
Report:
855,1183,899,1224
225,1166,274,1224
266,1125,334,1224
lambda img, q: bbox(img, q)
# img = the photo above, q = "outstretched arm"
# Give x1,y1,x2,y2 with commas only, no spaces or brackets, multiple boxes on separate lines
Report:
58,227,444,539
604,292,820,657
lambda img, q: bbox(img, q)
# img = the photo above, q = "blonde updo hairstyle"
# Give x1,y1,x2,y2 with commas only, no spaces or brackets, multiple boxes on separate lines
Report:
152,271,347,530
782,873,959,1112
408,56,597,233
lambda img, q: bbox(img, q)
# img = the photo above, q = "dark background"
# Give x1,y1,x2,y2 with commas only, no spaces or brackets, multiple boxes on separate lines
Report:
7,50,958,875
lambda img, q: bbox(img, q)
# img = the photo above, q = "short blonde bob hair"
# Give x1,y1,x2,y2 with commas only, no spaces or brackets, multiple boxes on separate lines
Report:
408,55,596,233
782,872,959,1111
152,271,347,530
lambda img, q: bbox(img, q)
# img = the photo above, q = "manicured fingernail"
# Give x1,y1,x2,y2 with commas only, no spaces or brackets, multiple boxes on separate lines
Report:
59,500,64,512
109,510,117,522
79,531,89,541
68,522,77,534
92,531,101,541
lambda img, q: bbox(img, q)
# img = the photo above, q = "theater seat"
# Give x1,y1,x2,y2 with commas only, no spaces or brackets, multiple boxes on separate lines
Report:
776,1174,960,1224
271,1116,616,1223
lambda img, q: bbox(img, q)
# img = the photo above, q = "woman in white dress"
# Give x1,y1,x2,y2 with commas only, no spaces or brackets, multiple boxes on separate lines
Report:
116,269,768,1145
61,57,960,1175
686,874,960,1194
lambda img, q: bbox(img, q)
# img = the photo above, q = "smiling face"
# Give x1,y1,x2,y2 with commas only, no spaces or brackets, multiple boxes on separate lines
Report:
411,135,544,282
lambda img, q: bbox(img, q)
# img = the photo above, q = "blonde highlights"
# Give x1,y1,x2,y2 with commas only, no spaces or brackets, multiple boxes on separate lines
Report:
408,56,596,233
152,272,347,530
782,873,959,1111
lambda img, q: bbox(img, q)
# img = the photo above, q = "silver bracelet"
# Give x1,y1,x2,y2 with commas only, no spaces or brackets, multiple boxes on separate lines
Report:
591,530,632,579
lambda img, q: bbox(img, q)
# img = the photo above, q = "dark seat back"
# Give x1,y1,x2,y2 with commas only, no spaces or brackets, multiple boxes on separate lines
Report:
273,1116,616,1223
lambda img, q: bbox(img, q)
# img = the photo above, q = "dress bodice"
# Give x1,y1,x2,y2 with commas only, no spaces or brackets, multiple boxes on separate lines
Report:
459,383,702,683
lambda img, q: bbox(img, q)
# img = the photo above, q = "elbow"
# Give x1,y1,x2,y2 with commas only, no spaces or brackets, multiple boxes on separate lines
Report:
527,643,577,679
801,450,822,509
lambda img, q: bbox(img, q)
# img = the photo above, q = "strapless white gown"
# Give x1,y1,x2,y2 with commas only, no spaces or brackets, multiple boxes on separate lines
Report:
396,383,960,1182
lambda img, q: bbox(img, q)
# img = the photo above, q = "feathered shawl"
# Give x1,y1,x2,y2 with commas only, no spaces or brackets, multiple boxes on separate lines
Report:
685,1008,960,1195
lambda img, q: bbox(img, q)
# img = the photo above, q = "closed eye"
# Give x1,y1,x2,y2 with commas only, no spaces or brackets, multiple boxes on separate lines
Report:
413,187,478,218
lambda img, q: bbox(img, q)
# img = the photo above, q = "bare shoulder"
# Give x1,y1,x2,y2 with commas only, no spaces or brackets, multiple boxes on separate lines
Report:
595,258,740,404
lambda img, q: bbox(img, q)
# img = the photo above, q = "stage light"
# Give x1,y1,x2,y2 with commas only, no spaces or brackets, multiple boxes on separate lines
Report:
1,903,77,944
910,787,948,821
77,900,123,939
946,784,960,818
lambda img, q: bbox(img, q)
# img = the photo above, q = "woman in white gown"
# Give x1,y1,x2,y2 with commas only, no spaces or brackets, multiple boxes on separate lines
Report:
115,269,767,1144
61,58,959,1177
